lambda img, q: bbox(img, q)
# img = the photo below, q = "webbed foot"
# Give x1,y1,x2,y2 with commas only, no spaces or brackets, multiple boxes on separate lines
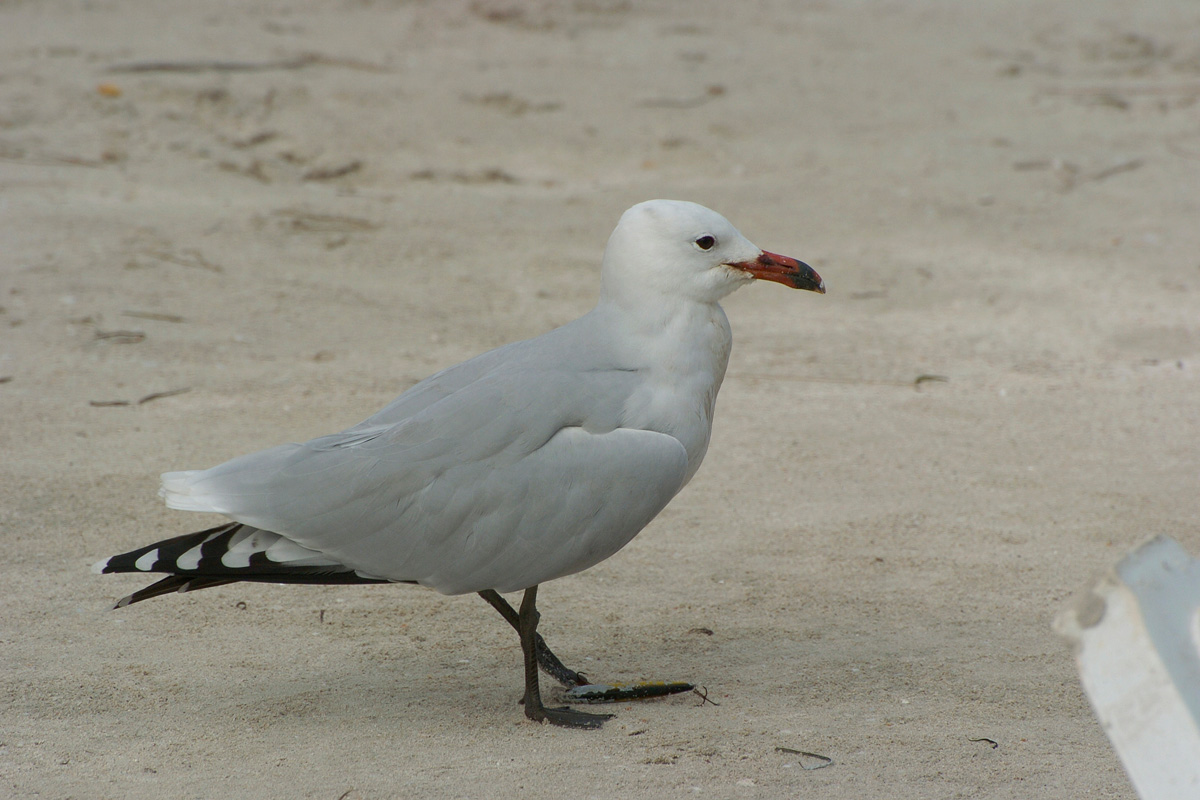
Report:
526,702,615,729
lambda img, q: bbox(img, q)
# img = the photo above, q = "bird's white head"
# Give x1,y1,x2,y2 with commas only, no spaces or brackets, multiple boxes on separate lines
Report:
599,200,824,308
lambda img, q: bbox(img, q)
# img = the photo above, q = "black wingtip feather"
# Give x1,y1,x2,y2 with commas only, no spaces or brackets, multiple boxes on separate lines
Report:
100,522,242,575
112,575,240,608
98,521,401,609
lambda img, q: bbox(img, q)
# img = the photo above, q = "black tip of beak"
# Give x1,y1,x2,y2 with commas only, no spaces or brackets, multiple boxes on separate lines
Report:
794,261,826,294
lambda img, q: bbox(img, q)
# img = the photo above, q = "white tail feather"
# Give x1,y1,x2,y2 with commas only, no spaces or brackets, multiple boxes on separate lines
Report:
159,470,221,512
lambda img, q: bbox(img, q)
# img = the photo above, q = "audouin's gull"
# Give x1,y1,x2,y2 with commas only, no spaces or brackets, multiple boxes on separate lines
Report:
94,199,825,728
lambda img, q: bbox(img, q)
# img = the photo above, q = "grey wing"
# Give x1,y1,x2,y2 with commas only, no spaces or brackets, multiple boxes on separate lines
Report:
342,311,607,431
347,340,524,430
341,424,689,593
160,373,687,594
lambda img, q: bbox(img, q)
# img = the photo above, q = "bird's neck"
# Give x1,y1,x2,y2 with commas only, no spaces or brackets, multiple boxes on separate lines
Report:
597,294,731,367
591,295,732,483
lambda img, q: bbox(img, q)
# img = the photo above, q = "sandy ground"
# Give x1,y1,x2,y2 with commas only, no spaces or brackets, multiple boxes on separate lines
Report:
3,0,1199,797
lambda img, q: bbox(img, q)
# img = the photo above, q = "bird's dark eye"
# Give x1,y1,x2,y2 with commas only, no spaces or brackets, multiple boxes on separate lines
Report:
694,235,716,251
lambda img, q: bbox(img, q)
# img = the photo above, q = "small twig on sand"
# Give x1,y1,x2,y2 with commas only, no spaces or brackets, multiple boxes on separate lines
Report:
1091,159,1144,182
914,374,949,389
968,736,999,749
93,329,146,344
776,747,834,770
121,310,185,323
107,53,389,74
138,388,191,405
90,388,191,407
304,161,363,181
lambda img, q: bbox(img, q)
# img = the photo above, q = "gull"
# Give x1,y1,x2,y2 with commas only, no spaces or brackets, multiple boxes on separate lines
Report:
94,199,825,728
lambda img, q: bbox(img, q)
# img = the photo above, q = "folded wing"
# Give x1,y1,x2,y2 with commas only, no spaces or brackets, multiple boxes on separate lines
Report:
160,368,689,594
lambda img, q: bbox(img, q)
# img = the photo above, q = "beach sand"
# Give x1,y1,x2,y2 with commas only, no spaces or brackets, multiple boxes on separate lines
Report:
4,1,1198,797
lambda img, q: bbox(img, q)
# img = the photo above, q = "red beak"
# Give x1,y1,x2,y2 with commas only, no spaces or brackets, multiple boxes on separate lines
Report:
727,250,825,293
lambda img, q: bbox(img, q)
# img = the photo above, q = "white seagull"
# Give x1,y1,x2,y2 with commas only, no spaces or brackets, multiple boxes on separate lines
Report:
94,199,825,728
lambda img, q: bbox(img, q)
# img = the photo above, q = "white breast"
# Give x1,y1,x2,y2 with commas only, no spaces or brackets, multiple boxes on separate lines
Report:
617,303,733,484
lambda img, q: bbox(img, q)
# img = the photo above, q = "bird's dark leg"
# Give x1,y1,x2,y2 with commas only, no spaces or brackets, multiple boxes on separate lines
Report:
478,588,696,708
515,585,613,729
478,589,589,688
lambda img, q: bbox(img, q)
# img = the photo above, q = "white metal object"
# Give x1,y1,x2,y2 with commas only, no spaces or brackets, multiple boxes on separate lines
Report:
1055,535,1200,800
